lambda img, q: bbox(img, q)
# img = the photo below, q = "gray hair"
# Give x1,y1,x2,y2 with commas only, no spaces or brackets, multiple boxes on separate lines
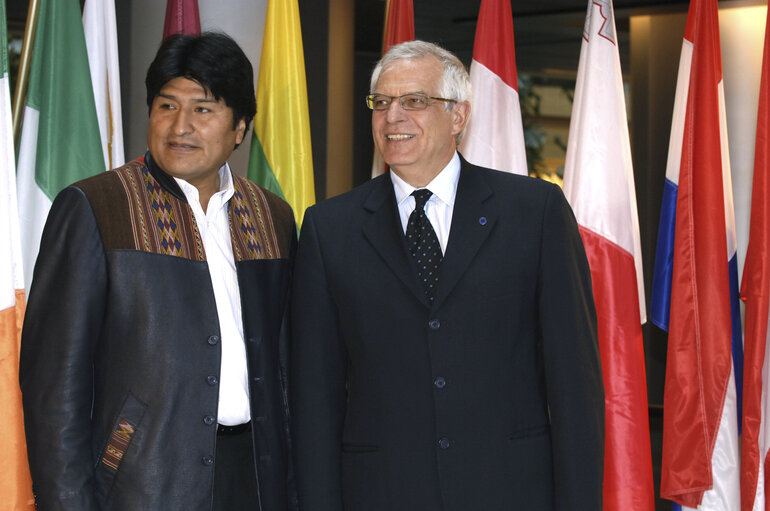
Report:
369,40,472,110
369,41,472,143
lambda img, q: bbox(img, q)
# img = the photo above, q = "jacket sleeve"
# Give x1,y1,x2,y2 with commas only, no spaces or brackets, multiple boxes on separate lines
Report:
537,184,604,510
20,186,108,511
289,207,347,511
279,220,300,511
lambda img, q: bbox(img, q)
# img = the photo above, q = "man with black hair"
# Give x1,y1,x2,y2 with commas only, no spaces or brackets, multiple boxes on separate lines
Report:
20,32,297,511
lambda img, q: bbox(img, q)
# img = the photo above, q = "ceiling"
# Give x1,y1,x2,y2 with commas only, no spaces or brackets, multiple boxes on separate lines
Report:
5,1,717,78
356,0,700,78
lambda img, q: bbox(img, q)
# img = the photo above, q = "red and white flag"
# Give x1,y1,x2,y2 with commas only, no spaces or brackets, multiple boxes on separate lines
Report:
656,0,742,508
458,0,527,175
562,1,653,509
740,6,770,511
371,0,414,178
163,0,201,39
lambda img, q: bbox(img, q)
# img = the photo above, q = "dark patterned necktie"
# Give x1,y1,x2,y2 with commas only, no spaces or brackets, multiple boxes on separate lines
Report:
406,189,443,303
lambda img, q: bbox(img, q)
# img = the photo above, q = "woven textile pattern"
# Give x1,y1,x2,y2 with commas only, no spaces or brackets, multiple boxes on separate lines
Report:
111,161,282,261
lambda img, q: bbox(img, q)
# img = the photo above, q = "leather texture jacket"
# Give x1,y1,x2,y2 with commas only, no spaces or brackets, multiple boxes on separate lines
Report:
20,154,297,510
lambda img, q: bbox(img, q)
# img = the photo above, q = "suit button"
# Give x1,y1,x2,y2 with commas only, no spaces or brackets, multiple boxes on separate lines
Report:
434,377,446,389
203,415,215,425
207,335,220,345
428,319,440,330
438,437,450,449
202,455,214,466
207,375,218,386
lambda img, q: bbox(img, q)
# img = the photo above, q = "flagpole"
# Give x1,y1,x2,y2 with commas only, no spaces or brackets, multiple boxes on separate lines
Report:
12,0,41,147
381,0,391,50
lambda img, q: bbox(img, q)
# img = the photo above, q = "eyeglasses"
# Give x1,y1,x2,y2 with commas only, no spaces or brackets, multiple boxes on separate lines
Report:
365,93,457,111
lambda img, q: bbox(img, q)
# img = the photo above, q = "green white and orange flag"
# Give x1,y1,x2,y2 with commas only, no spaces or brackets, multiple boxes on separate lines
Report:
16,0,105,289
0,0,35,508
248,0,315,227
83,0,125,169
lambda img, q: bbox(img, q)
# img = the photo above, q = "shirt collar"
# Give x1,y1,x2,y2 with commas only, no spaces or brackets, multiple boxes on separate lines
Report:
391,151,461,208
173,163,235,207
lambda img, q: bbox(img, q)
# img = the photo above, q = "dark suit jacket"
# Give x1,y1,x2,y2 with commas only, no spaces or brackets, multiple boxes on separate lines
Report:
290,158,604,511
20,155,297,511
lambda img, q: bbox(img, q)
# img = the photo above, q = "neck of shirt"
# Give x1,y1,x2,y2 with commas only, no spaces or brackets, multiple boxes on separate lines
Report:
391,151,462,254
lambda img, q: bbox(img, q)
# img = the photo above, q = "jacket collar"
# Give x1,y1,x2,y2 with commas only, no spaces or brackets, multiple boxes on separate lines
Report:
361,157,496,310
362,173,429,306
144,151,187,202
433,156,496,309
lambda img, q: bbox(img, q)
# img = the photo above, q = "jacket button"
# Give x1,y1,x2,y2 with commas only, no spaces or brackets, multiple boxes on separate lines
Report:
207,335,220,345
202,455,214,466
428,319,440,330
207,375,218,386
253,376,264,383
203,415,215,425
438,437,450,449
434,377,446,389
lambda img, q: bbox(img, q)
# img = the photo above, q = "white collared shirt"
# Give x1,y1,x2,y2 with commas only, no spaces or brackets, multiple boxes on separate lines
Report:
390,151,462,253
174,164,250,426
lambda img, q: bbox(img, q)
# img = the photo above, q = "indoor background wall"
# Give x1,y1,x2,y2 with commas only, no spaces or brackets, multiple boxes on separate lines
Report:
5,1,769,509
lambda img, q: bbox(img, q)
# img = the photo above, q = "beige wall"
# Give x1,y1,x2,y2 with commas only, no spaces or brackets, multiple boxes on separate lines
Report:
325,0,354,197
719,3,766,277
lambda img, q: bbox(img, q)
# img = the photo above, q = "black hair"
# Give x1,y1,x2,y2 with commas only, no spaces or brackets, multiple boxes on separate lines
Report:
145,32,256,136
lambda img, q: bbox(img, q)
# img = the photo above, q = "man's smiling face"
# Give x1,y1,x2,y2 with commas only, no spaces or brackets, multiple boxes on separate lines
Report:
371,56,468,186
147,77,245,189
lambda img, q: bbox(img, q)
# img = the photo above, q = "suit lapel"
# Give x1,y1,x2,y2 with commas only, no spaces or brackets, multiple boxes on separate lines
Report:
433,161,495,310
362,174,430,307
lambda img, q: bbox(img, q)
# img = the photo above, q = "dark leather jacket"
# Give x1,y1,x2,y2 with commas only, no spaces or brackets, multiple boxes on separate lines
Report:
20,155,297,510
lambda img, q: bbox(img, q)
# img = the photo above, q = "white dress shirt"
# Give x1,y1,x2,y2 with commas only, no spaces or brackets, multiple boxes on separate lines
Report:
390,151,462,253
174,164,251,426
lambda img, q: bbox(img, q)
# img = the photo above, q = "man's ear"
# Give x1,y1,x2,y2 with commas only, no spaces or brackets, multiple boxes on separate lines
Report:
234,118,247,146
451,101,471,136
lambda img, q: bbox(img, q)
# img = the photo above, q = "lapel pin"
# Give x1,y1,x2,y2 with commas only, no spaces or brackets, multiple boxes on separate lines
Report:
479,217,487,226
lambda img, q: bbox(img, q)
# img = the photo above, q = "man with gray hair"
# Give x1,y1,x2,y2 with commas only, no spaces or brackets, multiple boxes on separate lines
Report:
290,40,604,510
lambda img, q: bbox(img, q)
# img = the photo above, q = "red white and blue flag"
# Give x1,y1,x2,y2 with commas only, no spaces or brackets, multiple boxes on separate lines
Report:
740,6,770,511
562,1,654,509
459,0,527,175
650,0,742,508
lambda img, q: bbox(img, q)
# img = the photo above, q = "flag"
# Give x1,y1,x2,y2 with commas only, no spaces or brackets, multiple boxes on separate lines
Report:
163,0,201,39
371,0,414,178
0,0,35,507
16,0,105,290
382,0,414,51
83,0,125,170
651,0,742,508
740,6,770,510
458,0,527,175
248,0,315,227
562,1,654,509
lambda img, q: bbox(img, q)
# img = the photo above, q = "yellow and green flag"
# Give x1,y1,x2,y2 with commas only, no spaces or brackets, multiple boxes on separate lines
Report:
248,0,315,227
